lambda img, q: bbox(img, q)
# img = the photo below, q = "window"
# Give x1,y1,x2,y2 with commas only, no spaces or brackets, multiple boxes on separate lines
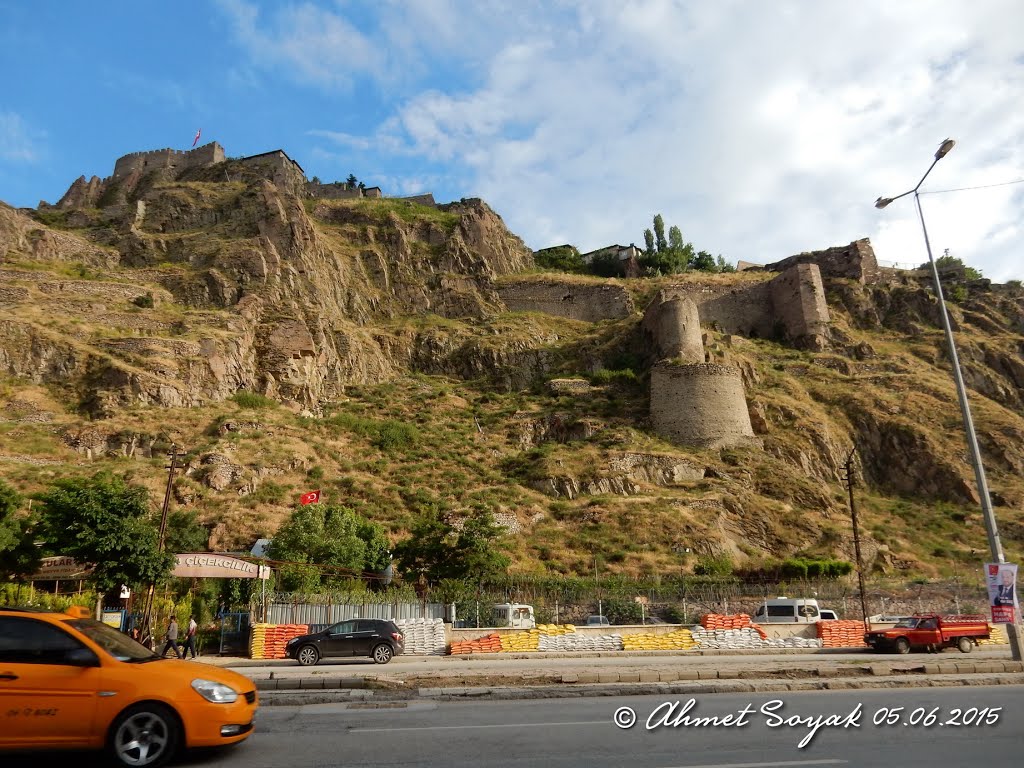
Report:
797,605,819,618
0,617,88,665
328,621,357,634
356,620,378,632
767,606,794,617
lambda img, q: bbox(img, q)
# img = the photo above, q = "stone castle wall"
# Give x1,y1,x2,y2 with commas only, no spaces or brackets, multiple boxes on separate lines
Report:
762,238,880,284
496,279,634,322
650,362,755,448
112,142,225,180
652,263,829,347
236,151,307,196
307,182,363,200
769,263,830,342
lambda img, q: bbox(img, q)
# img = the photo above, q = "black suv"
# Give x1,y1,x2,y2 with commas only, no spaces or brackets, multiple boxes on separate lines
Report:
285,619,404,665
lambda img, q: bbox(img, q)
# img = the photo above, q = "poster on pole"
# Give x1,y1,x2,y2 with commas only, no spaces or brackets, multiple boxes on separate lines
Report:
986,563,1018,624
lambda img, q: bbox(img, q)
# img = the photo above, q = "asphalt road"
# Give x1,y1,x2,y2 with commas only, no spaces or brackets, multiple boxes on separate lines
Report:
179,684,1022,768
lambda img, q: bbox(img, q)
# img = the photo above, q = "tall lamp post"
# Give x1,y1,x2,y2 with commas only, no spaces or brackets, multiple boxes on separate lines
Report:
875,138,1021,660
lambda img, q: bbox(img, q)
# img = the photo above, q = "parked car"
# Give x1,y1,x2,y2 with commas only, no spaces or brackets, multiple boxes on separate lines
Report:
819,609,839,621
0,605,258,767
584,615,611,626
753,597,823,623
286,619,404,665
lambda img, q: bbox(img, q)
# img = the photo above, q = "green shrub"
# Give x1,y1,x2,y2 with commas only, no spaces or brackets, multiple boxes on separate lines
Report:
132,293,154,309
231,390,277,409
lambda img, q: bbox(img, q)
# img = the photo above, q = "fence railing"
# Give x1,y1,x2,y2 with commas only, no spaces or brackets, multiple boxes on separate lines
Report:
267,601,446,626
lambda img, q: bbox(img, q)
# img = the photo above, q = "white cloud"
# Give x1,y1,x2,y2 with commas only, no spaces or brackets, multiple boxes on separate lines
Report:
217,0,378,88
0,111,41,163
224,0,1024,280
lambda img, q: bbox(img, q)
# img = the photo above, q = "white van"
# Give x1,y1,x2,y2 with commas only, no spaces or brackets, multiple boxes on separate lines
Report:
492,603,536,629
753,597,822,623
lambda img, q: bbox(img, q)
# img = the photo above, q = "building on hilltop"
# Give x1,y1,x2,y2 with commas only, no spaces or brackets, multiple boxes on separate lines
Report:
581,244,642,278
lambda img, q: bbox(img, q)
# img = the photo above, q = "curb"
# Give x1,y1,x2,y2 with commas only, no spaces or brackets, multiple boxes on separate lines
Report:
251,660,1024,691
256,672,1024,706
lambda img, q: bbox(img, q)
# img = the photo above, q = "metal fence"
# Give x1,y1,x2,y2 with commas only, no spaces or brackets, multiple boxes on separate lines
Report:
267,601,446,626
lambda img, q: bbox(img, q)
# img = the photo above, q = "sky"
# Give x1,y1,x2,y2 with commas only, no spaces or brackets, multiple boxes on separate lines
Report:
1,1,1022,280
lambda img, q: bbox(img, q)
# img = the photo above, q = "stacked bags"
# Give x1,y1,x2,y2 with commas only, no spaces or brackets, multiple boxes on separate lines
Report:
395,618,448,655
622,628,698,651
700,613,761,632
450,632,503,654
250,623,309,659
690,626,771,649
977,624,1008,645
817,620,868,648
538,633,624,651
500,628,540,652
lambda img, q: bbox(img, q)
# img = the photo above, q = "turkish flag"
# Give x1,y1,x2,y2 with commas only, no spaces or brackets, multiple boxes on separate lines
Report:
300,490,321,505
192,128,202,147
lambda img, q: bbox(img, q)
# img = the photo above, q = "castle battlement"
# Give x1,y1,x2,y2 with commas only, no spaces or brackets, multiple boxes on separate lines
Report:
112,142,225,180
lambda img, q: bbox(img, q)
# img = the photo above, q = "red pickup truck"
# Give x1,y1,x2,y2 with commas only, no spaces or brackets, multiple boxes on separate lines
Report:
864,614,990,654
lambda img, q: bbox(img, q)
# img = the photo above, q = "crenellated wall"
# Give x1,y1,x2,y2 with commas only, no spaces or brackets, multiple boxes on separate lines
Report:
112,142,225,180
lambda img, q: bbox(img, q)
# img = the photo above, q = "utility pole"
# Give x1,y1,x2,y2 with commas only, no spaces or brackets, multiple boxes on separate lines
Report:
140,445,185,646
843,447,871,631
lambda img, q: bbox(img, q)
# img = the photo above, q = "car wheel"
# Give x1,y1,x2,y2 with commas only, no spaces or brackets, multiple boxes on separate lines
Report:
895,637,911,655
957,636,973,653
109,702,181,768
297,645,320,666
371,643,393,664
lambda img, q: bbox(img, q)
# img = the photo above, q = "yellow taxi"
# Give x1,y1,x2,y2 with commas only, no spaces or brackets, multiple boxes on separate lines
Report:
0,606,258,767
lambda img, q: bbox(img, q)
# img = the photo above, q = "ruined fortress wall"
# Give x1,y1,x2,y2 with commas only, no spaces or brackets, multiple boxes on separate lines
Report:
496,279,634,322
657,282,775,338
112,142,224,180
764,238,880,284
642,296,704,362
396,193,437,208
307,182,362,200
237,152,307,195
650,362,754,448
768,263,830,340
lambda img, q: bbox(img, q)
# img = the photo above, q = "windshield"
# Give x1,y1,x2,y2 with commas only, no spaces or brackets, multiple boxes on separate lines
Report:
893,617,919,629
65,619,160,662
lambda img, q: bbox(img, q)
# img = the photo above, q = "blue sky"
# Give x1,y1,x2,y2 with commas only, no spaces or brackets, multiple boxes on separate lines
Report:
2,1,1022,280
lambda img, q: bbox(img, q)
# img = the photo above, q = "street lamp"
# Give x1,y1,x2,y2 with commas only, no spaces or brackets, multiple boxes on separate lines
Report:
875,138,1021,660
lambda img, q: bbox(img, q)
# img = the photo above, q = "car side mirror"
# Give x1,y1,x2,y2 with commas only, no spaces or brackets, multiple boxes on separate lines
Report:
66,648,100,667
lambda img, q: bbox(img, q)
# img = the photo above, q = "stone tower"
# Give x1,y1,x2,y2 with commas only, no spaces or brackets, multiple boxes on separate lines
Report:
643,296,704,362
649,362,755,449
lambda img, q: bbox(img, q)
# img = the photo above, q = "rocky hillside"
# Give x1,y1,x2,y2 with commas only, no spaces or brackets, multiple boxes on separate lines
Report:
1,164,1022,580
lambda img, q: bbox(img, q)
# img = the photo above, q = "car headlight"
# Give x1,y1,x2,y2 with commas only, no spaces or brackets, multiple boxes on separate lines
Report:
191,678,239,703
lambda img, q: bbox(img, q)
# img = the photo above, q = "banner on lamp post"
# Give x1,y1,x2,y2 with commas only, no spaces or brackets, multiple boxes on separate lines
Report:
986,563,1018,624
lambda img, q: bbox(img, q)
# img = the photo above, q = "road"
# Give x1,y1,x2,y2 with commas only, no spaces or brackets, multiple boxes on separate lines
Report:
180,684,1021,768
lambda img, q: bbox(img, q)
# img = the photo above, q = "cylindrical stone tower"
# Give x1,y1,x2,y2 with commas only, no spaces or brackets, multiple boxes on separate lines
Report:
650,361,755,448
654,296,704,362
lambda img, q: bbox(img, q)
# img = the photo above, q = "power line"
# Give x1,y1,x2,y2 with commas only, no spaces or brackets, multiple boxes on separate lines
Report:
921,178,1024,195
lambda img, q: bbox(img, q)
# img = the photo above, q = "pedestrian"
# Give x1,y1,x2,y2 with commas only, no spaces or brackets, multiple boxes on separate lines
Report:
129,626,141,643
160,616,182,658
180,615,199,658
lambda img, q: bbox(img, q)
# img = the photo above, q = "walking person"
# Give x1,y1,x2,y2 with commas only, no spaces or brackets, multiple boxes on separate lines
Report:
160,616,182,658
180,615,199,659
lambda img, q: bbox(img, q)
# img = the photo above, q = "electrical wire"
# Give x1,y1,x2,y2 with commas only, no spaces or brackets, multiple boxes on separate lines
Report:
921,178,1024,195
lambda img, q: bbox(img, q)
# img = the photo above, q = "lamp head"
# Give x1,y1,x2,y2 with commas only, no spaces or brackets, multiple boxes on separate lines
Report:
935,138,955,159
874,197,893,209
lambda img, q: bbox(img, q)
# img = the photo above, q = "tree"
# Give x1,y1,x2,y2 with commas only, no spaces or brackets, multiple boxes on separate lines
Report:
668,225,684,252
534,245,585,273
393,507,509,586
689,250,717,272
345,173,359,189
164,509,208,554
0,480,41,582
643,229,655,260
267,503,391,591
653,214,667,253
716,255,735,273
39,473,173,594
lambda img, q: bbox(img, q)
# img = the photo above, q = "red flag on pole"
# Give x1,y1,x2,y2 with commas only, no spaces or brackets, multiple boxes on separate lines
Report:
192,128,202,148
300,490,321,505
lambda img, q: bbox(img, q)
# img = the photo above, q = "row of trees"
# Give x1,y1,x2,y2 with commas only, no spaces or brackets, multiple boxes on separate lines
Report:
640,213,733,275
0,472,512,599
